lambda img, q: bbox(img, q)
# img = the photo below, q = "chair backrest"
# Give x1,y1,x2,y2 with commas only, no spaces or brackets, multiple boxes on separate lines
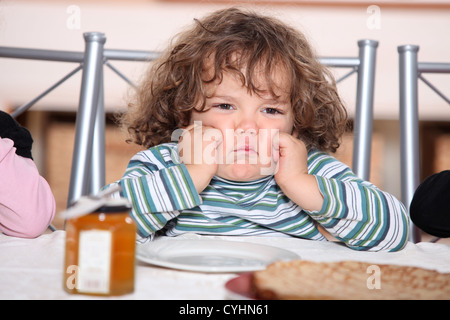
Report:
0,33,157,206
320,40,379,183
0,34,378,212
398,45,450,243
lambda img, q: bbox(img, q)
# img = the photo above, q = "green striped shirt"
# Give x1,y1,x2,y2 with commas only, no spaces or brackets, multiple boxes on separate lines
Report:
105,143,409,252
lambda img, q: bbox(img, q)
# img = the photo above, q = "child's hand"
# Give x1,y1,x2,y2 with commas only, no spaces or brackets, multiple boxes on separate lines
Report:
273,132,309,186
273,132,323,212
178,123,222,193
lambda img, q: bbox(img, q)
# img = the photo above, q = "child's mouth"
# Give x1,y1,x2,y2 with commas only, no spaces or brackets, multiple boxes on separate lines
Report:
234,145,257,154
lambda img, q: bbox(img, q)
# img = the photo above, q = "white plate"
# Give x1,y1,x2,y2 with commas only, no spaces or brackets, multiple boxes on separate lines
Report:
136,239,299,273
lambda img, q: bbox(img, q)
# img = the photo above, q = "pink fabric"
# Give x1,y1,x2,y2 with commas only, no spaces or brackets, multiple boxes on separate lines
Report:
0,137,55,238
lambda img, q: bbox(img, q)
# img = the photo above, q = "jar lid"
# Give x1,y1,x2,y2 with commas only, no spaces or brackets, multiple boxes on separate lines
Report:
95,198,132,213
60,185,129,220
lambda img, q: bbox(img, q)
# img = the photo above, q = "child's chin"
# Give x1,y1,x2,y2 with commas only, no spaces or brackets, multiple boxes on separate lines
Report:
217,164,272,182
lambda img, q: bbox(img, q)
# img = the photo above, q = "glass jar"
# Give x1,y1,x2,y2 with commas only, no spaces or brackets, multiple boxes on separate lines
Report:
63,198,136,296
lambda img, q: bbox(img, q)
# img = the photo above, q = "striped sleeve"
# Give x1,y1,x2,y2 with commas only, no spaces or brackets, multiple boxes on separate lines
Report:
104,144,202,238
306,150,410,252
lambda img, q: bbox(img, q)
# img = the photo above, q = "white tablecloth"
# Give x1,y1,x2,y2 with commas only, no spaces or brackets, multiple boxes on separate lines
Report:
1,231,449,299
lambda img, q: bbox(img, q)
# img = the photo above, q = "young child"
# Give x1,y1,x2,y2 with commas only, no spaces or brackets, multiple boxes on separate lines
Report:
0,111,56,238
104,7,409,251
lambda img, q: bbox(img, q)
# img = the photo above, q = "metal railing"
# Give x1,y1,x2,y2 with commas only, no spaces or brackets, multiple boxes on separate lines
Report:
322,39,379,182
0,33,158,207
398,45,450,243
0,33,378,220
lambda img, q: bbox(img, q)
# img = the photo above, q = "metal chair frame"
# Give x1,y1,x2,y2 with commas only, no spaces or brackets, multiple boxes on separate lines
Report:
0,33,378,230
398,45,450,243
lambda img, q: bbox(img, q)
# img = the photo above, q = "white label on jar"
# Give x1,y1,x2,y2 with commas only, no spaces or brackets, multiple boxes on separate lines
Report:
77,230,112,294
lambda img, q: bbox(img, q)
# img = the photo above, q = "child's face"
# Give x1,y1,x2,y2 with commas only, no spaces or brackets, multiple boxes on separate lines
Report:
189,68,295,181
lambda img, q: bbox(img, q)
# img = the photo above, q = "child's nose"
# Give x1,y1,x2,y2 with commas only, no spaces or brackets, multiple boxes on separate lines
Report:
235,116,258,135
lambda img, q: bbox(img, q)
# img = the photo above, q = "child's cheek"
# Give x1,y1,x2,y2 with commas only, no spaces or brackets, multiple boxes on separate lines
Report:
220,129,234,162
257,129,278,165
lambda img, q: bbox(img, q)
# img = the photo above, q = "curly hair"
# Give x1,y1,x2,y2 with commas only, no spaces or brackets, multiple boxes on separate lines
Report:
120,7,348,153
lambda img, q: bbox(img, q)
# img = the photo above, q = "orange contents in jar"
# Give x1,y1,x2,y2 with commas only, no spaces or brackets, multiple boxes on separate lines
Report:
63,198,136,296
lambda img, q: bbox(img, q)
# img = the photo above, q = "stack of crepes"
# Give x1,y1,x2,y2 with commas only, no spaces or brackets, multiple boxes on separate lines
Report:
251,260,450,300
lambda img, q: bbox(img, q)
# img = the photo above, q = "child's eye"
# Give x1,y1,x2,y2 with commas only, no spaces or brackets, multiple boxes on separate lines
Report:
263,107,283,115
214,104,234,110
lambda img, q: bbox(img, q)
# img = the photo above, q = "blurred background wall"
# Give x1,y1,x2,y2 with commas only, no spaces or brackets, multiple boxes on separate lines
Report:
1,0,449,229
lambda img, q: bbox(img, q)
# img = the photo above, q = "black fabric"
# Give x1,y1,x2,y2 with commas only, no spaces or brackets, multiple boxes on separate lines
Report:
410,170,450,238
0,111,33,159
